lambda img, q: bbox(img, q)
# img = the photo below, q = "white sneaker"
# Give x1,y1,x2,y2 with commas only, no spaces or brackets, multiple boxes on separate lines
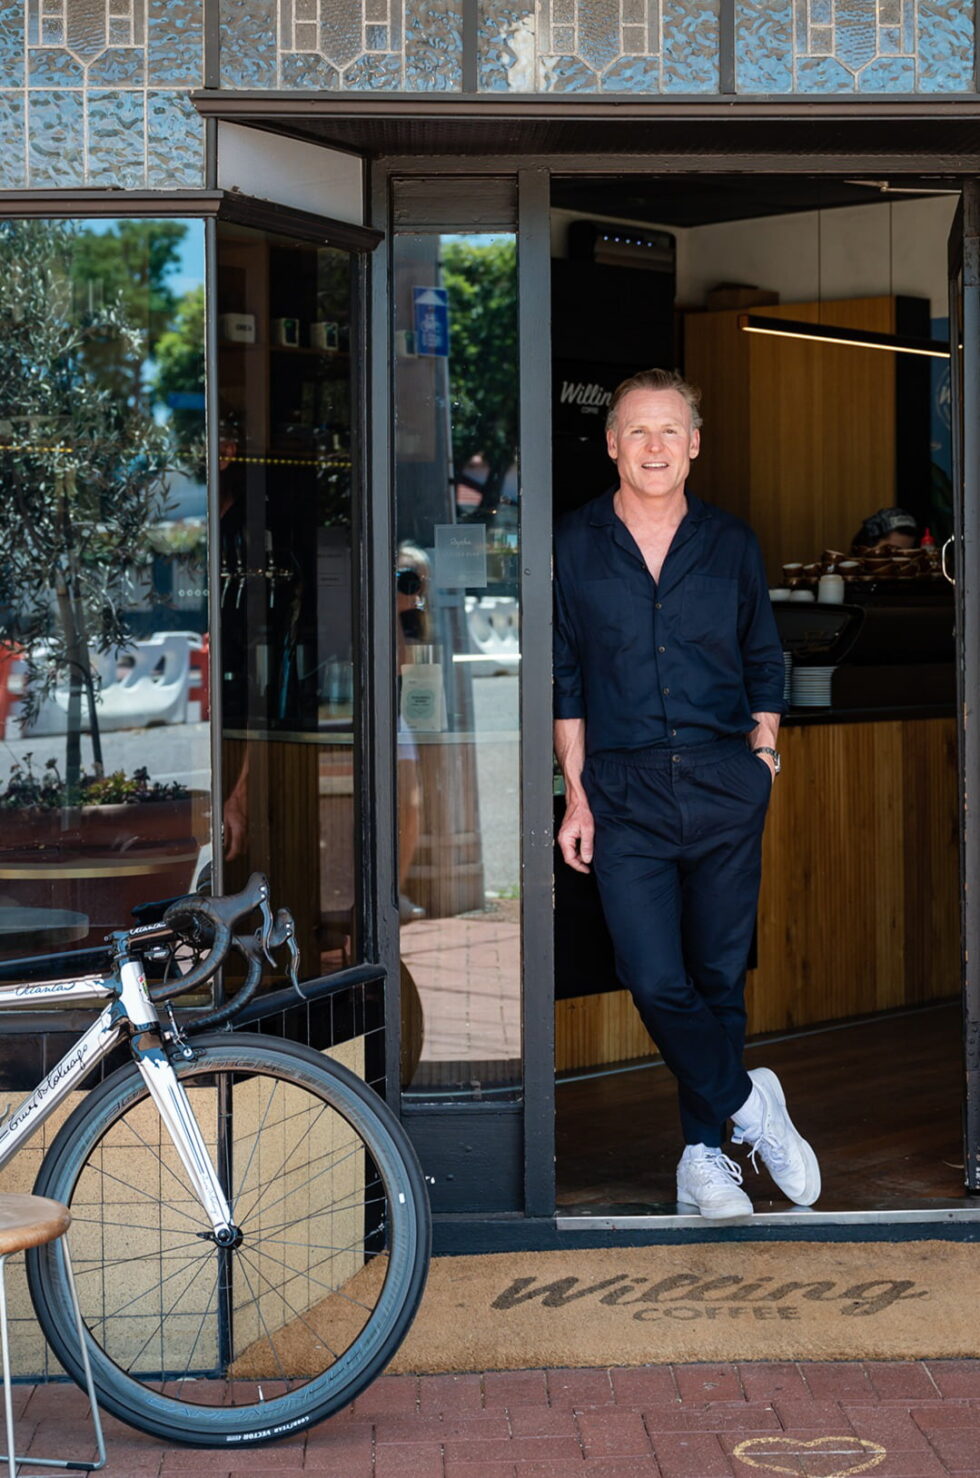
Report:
732,1067,821,1206
676,1145,754,1220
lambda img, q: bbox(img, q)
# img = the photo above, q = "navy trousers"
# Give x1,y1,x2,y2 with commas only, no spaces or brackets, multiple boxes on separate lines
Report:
584,736,771,1148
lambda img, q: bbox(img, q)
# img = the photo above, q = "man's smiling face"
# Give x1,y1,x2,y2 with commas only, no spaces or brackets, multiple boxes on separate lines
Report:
606,387,700,505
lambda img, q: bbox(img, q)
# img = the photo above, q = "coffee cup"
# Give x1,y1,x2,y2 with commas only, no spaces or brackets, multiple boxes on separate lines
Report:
769,589,791,602
817,574,845,605
789,589,815,602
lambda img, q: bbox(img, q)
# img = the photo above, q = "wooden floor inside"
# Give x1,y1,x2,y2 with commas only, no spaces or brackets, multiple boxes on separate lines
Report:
556,1001,966,1214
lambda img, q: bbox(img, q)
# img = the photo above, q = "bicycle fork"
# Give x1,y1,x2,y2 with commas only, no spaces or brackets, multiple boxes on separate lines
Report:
118,961,239,1247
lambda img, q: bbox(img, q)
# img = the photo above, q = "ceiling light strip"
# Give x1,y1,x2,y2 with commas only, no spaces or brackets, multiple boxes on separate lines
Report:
737,313,951,359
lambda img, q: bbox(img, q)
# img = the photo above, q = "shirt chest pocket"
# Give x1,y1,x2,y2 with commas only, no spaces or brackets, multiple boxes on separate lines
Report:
579,577,634,648
681,574,738,644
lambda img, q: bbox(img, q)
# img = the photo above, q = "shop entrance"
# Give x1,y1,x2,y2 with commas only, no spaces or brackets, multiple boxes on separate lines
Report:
366,153,980,1235
551,172,971,1218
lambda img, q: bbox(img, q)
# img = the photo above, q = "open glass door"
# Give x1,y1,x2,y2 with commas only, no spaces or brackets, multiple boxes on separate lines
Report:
948,182,980,1192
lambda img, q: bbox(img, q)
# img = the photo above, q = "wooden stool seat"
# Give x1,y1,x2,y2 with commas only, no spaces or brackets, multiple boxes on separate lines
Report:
0,1196,70,1258
0,1193,105,1473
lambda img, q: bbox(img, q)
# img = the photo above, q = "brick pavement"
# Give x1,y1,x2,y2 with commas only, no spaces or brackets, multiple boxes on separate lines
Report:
10,1361,980,1476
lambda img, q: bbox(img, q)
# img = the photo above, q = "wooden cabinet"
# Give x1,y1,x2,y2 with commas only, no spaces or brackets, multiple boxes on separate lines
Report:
682,296,931,582
555,716,959,1073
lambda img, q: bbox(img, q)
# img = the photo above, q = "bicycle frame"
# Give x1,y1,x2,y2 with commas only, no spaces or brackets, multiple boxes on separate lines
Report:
0,959,237,1241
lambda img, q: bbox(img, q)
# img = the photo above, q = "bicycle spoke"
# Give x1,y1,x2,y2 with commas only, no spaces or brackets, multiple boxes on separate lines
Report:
235,1237,378,1317
231,1251,297,1383
233,1247,345,1365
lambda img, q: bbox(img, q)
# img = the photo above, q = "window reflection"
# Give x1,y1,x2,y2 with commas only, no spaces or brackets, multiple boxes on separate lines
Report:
216,222,358,976
393,230,521,1101
0,217,209,958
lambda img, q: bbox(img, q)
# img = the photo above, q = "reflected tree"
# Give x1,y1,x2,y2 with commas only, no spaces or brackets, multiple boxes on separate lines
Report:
0,220,174,792
442,239,518,524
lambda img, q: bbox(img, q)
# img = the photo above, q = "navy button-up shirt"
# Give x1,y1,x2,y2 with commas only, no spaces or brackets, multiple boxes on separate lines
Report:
554,490,787,755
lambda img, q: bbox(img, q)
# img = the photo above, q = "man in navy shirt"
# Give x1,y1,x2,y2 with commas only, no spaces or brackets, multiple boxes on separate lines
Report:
554,367,820,1220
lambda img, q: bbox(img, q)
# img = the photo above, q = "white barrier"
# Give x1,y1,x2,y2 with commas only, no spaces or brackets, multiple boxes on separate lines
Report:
5,634,194,738
464,596,520,675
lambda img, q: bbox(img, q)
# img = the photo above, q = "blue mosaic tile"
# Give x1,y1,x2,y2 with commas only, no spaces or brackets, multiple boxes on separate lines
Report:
0,7,23,88
902,0,915,53
833,0,877,72
280,51,342,85
575,0,621,72
28,48,86,87
539,54,599,89
601,54,660,90
341,50,404,85
859,53,916,88
735,0,793,91
879,25,902,54
147,0,203,87
366,24,389,47
477,0,536,89
661,0,719,91
86,47,147,85
916,0,974,91
796,53,856,89
219,0,278,86
879,0,901,23
146,90,206,186
321,0,368,68
405,0,463,88
809,0,832,25
27,89,85,187
0,94,25,186
87,89,146,188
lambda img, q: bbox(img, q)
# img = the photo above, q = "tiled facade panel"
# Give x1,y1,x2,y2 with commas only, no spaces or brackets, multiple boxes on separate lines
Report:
736,0,974,92
0,0,975,167
0,0,205,188
259,0,975,93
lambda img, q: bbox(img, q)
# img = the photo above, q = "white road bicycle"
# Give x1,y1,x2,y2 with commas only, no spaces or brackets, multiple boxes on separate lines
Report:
0,875,429,1448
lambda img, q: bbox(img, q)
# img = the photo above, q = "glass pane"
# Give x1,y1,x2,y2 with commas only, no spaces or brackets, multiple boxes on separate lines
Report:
216,221,359,976
0,218,209,958
393,231,521,1101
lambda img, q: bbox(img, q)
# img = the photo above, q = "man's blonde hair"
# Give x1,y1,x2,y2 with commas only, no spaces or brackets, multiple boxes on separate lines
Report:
606,368,703,432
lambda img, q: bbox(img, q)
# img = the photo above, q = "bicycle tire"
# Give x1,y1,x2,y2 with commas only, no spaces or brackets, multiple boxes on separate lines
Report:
27,1032,430,1447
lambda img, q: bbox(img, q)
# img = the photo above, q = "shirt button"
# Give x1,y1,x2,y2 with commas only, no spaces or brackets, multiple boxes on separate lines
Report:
658,645,666,653
671,729,677,737
672,754,680,764
663,687,670,695
655,602,663,610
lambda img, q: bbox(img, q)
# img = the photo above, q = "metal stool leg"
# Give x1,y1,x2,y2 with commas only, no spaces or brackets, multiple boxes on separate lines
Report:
0,1255,19,1478
0,1238,105,1475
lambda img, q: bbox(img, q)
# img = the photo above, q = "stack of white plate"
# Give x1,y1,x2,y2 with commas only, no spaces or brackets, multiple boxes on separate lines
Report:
782,651,793,705
791,665,835,707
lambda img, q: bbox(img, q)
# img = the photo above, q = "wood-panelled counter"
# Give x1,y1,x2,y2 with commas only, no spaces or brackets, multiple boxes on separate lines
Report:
554,714,959,1073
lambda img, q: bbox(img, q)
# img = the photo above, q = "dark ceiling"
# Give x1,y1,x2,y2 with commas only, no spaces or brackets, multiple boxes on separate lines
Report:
200,104,976,226
549,174,959,226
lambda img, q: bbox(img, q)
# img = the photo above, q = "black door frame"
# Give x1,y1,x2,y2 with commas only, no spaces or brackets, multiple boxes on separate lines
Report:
949,181,980,1194
365,148,980,1249
368,166,556,1218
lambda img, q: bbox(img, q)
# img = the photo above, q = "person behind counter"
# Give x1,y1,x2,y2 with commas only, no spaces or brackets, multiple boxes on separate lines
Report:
851,507,919,553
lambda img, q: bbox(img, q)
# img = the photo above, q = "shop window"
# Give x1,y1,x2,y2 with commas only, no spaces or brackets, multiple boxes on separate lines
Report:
0,216,209,961
392,226,522,1101
216,219,361,977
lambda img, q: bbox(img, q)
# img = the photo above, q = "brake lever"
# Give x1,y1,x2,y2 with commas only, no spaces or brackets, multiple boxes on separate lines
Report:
268,908,301,990
258,892,275,964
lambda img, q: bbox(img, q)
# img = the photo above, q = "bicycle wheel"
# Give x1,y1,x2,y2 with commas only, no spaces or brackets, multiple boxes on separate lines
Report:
27,1032,430,1447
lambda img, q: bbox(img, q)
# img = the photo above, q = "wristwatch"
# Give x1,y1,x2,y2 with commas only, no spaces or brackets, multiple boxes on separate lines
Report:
753,746,781,775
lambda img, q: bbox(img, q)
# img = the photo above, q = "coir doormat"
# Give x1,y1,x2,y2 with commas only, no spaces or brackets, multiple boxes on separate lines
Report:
381,1242,980,1371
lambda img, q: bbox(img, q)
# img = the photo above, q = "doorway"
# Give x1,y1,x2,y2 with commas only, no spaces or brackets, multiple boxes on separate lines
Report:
550,173,967,1217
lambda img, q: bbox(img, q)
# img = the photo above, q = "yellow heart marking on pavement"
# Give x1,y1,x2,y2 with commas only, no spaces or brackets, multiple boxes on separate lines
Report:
732,1434,887,1478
